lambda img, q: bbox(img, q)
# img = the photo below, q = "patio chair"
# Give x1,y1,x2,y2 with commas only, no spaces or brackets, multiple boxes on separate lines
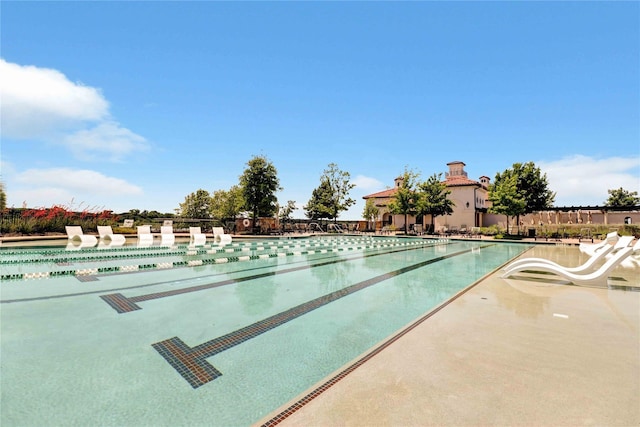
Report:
97,225,126,245
212,226,232,244
503,242,615,276
65,226,98,246
160,225,176,246
621,239,640,268
502,246,633,287
605,235,635,256
579,231,619,255
189,227,207,246
137,225,154,246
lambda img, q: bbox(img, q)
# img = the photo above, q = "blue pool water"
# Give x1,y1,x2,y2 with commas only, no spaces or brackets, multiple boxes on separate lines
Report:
0,236,530,426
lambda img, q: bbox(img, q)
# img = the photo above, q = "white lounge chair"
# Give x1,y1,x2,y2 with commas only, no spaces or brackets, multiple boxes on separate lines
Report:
160,225,176,246
579,231,619,255
502,246,634,287
604,235,635,258
137,225,154,246
504,243,615,275
620,239,640,268
190,227,207,246
65,226,98,246
97,225,126,245
212,226,232,244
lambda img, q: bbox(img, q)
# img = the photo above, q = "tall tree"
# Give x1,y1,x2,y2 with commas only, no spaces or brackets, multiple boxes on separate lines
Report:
278,200,297,231
305,163,355,223
179,189,212,218
416,173,455,233
239,155,281,233
605,187,640,207
493,162,555,226
362,198,379,231
488,174,526,234
388,169,420,233
211,185,244,223
323,163,356,223
304,177,333,221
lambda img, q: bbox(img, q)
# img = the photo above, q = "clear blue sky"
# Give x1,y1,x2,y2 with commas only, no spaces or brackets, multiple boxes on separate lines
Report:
2,1,638,220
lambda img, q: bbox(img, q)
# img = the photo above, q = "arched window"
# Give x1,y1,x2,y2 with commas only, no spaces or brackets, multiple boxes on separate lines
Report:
624,217,632,225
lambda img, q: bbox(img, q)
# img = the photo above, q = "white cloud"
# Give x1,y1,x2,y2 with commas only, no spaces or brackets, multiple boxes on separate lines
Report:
539,155,640,206
64,121,149,161
6,168,144,210
0,59,108,138
352,175,384,191
0,59,148,161
15,168,143,196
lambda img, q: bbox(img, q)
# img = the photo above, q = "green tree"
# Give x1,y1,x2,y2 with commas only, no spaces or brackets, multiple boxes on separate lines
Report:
388,168,420,233
211,185,244,222
0,181,6,210
305,163,355,223
304,177,333,221
179,189,212,218
278,200,297,231
604,187,640,207
322,163,356,223
362,198,379,231
239,155,281,233
493,162,555,227
416,173,455,233
488,174,526,234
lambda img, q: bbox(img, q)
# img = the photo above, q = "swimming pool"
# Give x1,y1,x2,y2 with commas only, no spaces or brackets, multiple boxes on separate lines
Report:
1,236,530,426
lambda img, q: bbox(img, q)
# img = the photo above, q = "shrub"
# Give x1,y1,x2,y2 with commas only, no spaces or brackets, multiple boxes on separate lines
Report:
0,206,120,235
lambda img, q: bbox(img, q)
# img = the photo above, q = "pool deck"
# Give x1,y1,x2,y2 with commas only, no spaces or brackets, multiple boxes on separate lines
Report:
259,244,640,426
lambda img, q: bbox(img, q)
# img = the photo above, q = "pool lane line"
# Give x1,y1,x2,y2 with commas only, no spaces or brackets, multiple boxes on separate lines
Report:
0,252,357,304
101,242,443,314
1,238,446,281
0,241,447,304
151,245,488,389
0,236,404,264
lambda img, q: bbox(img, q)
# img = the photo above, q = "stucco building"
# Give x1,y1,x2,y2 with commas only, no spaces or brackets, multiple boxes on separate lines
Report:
362,160,639,233
363,161,490,233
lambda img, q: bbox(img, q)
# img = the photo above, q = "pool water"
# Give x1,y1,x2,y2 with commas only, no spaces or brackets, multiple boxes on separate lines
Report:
1,236,530,426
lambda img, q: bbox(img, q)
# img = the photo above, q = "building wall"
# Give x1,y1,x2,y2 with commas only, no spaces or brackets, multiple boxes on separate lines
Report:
435,186,478,230
484,210,640,229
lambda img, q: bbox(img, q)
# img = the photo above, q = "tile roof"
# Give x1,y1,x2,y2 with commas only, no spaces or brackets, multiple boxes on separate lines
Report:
363,188,397,199
445,176,482,187
363,177,483,199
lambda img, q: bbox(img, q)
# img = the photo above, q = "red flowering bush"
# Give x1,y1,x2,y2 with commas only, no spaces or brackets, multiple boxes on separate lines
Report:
1,205,120,235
